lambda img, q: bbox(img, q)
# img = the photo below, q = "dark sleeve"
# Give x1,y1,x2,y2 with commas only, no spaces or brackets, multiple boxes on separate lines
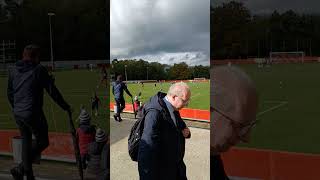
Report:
7,68,14,108
138,110,161,180
176,112,191,138
101,144,108,169
179,118,187,129
39,66,70,111
211,155,230,180
87,143,93,161
123,83,132,97
100,144,109,180
112,83,115,95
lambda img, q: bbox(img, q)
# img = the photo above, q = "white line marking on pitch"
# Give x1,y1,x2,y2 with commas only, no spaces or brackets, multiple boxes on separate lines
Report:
264,100,288,104
191,93,201,99
257,101,288,118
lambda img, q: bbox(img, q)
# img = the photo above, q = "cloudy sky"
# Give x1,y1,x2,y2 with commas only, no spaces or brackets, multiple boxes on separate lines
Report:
212,0,320,14
111,0,210,66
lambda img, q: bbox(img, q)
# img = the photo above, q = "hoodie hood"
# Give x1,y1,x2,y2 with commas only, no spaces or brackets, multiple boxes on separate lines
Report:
15,60,37,73
143,92,167,112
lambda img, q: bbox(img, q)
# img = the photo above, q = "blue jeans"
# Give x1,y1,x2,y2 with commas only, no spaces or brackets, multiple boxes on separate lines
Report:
115,98,125,117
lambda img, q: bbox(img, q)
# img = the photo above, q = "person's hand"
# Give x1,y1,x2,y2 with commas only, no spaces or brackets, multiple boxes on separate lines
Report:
182,127,191,138
66,106,73,116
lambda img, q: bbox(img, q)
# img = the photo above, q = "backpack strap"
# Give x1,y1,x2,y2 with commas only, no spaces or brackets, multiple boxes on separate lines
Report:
141,108,160,123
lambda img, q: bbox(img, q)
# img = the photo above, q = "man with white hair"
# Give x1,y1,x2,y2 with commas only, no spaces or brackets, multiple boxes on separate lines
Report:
138,82,191,180
211,66,258,179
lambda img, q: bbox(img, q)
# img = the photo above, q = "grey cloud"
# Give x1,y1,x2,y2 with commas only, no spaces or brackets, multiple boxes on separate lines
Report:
111,0,210,65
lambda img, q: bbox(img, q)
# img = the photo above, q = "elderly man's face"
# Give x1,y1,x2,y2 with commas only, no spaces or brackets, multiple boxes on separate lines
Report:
172,90,191,110
211,107,255,154
210,66,258,155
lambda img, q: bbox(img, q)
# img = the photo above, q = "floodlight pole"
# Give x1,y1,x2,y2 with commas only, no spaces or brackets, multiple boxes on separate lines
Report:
146,66,149,80
125,65,128,82
48,12,55,70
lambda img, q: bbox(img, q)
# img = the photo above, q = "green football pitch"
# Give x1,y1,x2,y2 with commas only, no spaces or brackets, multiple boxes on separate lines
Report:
234,63,320,154
0,69,109,133
109,81,210,110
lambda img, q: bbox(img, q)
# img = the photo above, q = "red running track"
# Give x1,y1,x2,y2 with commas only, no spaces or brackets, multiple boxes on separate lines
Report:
1,130,320,179
109,103,210,122
222,147,320,180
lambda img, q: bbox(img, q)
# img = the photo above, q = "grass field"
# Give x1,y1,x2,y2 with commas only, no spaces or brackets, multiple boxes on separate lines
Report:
0,69,109,133
234,63,320,154
109,81,210,110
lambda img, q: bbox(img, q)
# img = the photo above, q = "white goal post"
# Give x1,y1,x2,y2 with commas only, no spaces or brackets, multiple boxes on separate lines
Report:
194,77,206,81
269,51,305,63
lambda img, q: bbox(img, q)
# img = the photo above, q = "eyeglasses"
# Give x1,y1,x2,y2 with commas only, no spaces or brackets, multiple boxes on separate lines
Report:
178,96,190,106
211,106,257,142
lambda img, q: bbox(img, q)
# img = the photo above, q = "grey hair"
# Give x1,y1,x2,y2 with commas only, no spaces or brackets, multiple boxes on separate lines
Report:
167,82,190,97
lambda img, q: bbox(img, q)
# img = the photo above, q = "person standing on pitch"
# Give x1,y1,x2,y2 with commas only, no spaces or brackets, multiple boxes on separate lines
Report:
7,44,71,180
91,91,101,117
99,66,108,88
112,75,132,122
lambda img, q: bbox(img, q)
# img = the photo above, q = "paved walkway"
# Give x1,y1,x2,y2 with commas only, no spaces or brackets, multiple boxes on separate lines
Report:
0,156,81,180
110,114,210,180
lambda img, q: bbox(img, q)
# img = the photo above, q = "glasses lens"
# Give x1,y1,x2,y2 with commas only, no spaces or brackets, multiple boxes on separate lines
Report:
180,97,189,105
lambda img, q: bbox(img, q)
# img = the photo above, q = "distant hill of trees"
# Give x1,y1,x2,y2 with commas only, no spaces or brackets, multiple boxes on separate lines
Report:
211,1,320,59
111,59,209,81
0,0,107,61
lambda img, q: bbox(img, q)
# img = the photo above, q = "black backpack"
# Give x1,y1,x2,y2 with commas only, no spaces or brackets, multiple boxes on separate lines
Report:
128,107,159,161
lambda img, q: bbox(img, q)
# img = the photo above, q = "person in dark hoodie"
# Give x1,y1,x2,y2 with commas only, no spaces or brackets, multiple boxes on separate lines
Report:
112,74,132,122
86,128,108,180
77,107,96,169
7,44,71,180
138,82,191,180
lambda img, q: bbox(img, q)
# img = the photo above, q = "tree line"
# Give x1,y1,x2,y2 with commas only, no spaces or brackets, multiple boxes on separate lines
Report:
111,59,209,81
0,0,107,61
211,1,320,59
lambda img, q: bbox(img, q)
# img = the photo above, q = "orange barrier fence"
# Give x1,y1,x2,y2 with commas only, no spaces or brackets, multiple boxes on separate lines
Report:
0,130,74,162
212,59,256,65
110,103,210,122
222,147,320,180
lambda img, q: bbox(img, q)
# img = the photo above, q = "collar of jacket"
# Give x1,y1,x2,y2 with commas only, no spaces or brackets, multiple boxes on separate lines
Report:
156,92,180,131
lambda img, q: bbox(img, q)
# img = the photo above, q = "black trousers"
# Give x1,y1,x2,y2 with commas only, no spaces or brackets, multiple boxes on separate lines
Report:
15,111,49,175
115,98,125,117
211,155,229,180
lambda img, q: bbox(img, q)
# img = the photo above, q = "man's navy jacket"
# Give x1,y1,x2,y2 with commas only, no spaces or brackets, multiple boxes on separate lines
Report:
112,80,132,99
7,60,69,121
138,92,189,180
